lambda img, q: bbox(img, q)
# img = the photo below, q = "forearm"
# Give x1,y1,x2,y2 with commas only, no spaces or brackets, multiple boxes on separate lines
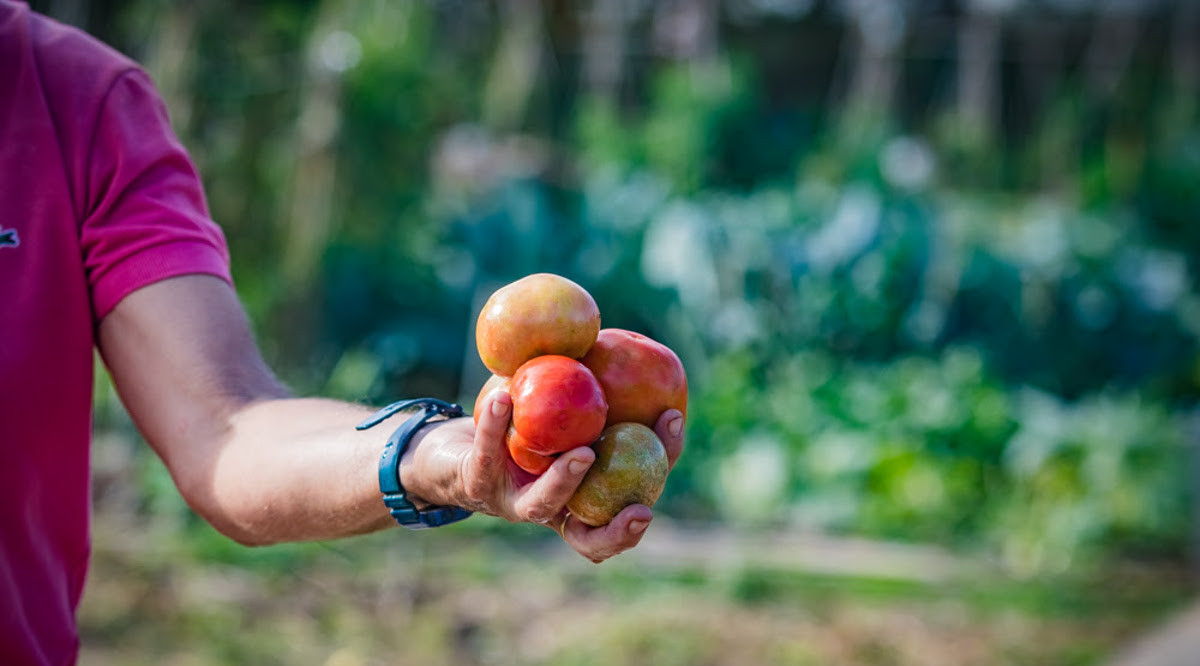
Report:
184,397,475,546
190,398,388,545
189,398,480,544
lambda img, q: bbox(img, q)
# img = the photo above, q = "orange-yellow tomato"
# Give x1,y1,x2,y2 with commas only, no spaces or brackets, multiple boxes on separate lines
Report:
475,273,600,377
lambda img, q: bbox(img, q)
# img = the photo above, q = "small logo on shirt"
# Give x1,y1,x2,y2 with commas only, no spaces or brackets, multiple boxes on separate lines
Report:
0,227,18,249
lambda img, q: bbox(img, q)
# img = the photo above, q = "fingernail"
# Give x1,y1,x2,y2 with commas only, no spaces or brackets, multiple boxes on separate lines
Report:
629,519,649,535
491,395,510,417
668,416,683,438
568,458,588,475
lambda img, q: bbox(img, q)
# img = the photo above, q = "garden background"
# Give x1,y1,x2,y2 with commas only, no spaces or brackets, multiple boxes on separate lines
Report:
37,0,1200,663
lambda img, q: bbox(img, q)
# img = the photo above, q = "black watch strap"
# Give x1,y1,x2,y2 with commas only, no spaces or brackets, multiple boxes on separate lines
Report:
355,398,473,530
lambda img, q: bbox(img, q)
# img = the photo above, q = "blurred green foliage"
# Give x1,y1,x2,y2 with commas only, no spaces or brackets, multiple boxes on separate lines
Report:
59,0,1200,577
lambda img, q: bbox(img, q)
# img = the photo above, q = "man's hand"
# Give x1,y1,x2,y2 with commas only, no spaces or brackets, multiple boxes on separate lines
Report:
405,389,685,563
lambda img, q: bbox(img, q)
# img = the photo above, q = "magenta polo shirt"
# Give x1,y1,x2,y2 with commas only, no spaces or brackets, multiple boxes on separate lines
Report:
0,2,232,663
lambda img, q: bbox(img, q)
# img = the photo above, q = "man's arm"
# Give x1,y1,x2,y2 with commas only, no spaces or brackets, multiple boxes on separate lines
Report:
96,274,683,561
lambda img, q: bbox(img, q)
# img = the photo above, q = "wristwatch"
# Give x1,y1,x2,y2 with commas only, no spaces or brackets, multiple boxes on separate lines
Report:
355,398,474,529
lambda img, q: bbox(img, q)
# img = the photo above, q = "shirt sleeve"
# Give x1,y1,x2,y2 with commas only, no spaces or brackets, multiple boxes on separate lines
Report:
79,68,233,321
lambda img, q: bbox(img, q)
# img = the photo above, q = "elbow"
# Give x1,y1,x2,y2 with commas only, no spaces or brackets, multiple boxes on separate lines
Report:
195,500,286,548
219,529,279,549
174,473,283,548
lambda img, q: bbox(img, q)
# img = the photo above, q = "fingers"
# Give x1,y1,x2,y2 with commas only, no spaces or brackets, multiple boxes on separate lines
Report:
560,504,653,563
545,408,681,562
459,394,680,565
513,445,594,523
475,388,513,448
654,409,685,471
462,389,512,507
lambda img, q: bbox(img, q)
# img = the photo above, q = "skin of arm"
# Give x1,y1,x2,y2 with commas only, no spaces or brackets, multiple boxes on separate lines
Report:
96,274,685,562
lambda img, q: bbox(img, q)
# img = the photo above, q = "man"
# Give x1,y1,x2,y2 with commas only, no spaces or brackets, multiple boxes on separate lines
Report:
0,2,685,663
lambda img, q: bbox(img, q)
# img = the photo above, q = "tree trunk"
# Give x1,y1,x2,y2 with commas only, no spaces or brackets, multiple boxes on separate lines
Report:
143,2,197,135
1170,0,1199,117
581,0,631,101
957,5,1003,138
843,0,904,119
1083,0,1143,99
482,0,544,132
652,0,719,62
281,0,350,287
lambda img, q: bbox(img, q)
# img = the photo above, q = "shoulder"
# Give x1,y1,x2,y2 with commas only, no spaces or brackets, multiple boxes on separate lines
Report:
3,1,150,121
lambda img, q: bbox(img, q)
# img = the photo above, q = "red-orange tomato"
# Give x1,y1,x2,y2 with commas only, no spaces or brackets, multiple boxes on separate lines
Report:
470,362,609,477
505,426,556,475
509,355,608,456
475,273,601,377
581,328,687,428
474,375,551,475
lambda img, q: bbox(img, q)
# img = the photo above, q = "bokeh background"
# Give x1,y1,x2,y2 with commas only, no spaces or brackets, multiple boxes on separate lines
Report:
38,0,1200,663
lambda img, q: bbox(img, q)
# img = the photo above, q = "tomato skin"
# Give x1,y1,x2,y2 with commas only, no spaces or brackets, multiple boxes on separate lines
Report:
472,357,608,475
510,355,608,456
475,273,600,377
505,426,556,475
582,329,688,428
567,422,669,527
